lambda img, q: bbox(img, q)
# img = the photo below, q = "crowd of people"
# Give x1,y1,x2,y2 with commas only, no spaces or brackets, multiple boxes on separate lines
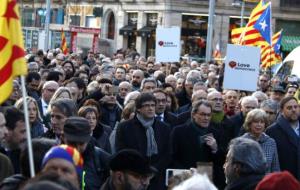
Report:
0,47,300,190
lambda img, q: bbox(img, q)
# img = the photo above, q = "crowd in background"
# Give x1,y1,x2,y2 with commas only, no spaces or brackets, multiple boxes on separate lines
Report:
0,47,300,190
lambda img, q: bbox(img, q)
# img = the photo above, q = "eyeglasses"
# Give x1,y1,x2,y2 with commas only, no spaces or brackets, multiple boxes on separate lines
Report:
141,104,156,108
196,112,212,117
210,98,223,102
265,111,276,115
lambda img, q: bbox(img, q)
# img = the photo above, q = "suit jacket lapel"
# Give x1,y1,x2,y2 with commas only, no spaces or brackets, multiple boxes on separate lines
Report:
278,115,299,148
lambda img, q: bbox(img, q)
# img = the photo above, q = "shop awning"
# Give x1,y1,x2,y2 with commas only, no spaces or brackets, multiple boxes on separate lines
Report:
119,25,136,36
137,26,156,37
281,35,300,52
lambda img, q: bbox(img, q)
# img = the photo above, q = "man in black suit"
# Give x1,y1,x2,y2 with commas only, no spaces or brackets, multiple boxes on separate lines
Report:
153,89,178,127
37,81,59,117
115,93,171,190
266,96,300,180
171,100,224,188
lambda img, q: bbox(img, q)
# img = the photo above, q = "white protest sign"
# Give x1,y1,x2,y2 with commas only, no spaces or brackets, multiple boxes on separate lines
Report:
155,27,181,62
223,44,260,91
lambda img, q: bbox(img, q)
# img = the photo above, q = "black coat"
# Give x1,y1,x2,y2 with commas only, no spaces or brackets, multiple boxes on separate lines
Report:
229,112,245,137
83,140,111,190
175,89,191,108
170,121,225,188
177,103,191,115
163,111,179,128
224,174,264,190
115,116,171,190
176,110,191,126
92,123,112,153
266,115,300,180
100,104,122,129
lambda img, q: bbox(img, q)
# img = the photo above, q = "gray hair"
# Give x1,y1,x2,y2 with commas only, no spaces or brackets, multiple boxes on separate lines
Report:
228,137,267,175
260,99,279,112
241,96,258,107
252,91,268,102
186,70,202,84
191,100,212,115
50,99,77,117
124,91,141,106
140,77,157,90
173,173,217,190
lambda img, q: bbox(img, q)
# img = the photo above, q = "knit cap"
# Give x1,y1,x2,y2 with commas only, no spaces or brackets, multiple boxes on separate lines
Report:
255,171,300,190
42,145,84,176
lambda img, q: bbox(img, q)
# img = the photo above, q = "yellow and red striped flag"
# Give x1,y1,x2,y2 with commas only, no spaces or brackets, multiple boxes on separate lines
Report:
260,30,283,68
0,0,27,104
61,28,68,55
231,0,270,46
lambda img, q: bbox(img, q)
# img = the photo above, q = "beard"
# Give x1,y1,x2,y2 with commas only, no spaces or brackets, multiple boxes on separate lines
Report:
122,176,147,190
132,81,140,88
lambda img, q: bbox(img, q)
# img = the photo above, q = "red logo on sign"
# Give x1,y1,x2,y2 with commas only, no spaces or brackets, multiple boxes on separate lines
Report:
229,61,237,68
158,41,164,46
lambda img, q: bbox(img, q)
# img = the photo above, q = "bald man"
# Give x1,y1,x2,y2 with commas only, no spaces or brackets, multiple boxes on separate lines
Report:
131,70,144,91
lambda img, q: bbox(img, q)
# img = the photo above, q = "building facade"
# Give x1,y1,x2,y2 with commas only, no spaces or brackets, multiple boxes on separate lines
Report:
20,0,300,58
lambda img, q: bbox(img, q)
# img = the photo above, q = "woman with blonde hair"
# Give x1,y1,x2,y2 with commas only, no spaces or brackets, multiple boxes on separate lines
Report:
15,96,44,138
242,108,280,173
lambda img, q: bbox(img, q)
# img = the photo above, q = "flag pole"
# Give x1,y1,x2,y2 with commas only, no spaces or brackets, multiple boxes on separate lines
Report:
20,76,35,177
269,2,272,74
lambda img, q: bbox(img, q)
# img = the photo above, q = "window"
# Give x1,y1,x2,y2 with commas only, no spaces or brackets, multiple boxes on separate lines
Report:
146,13,158,27
86,16,97,27
51,8,64,24
70,15,81,26
22,9,34,27
280,0,300,8
181,15,208,57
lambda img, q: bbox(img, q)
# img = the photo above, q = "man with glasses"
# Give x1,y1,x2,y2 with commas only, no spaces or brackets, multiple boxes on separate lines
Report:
116,93,171,190
153,89,177,127
37,81,59,117
171,100,223,188
101,149,155,190
207,91,235,189
176,89,208,125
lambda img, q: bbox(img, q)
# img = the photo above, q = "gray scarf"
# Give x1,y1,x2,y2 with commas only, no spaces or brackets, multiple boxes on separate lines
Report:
136,114,158,157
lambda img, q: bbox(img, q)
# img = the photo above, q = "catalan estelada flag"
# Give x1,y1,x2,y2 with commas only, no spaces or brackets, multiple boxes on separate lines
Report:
231,0,270,46
61,28,68,55
0,0,27,104
260,30,283,68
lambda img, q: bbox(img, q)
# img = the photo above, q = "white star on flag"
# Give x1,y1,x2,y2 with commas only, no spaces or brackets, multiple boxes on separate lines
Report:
259,20,268,31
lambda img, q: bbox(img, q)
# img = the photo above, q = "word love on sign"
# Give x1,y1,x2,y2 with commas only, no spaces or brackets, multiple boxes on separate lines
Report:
224,44,260,91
